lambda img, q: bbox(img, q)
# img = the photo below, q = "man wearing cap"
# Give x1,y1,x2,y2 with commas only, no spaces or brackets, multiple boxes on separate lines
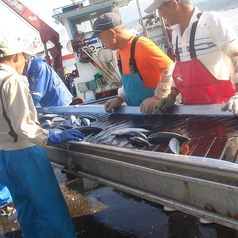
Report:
145,0,238,115
0,38,84,237
91,12,174,114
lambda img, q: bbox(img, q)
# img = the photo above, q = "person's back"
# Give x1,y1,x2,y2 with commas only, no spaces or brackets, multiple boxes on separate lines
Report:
26,56,73,107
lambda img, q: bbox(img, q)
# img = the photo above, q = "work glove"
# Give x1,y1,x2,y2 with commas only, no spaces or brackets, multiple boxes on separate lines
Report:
221,93,238,115
140,96,159,114
157,94,176,115
47,129,84,145
104,98,122,113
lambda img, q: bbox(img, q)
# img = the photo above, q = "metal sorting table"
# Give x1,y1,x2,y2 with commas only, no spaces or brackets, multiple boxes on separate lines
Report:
37,104,238,229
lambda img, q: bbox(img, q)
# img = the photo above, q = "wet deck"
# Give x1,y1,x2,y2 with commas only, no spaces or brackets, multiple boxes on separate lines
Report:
1,167,238,238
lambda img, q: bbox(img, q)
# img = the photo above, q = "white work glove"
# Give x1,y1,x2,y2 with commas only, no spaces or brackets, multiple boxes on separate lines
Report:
221,93,238,115
104,97,123,113
140,96,159,115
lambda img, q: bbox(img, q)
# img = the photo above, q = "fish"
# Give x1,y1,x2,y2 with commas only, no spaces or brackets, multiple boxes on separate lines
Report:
52,117,65,122
125,131,149,141
169,138,180,154
112,128,150,136
81,117,91,127
75,117,81,127
79,115,97,122
38,113,60,121
148,132,189,144
70,115,76,125
129,137,150,147
77,126,103,135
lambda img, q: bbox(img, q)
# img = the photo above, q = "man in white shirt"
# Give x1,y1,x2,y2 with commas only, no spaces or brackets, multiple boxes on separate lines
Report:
145,0,238,114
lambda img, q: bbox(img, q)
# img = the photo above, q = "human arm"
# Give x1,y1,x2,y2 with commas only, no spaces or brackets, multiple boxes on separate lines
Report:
104,87,125,113
220,40,238,114
140,63,175,114
47,129,84,145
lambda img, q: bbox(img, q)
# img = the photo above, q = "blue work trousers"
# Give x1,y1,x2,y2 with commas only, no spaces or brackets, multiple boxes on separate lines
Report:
0,146,76,238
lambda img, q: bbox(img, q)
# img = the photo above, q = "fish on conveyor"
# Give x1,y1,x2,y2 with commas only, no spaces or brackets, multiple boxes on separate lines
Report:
148,132,189,144
112,128,150,136
80,117,91,127
79,115,97,122
75,117,81,127
125,131,149,141
70,115,77,125
38,113,60,121
129,137,150,147
77,126,103,135
169,138,180,154
52,117,65,122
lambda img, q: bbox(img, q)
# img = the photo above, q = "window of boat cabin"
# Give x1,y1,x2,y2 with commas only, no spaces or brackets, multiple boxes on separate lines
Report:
70,9,111,39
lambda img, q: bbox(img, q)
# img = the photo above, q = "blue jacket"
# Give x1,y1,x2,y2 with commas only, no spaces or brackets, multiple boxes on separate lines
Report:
25,56,73,107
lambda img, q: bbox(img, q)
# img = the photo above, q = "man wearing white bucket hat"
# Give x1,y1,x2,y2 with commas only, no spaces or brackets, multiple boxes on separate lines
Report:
145,0,238,115
0,38,84,237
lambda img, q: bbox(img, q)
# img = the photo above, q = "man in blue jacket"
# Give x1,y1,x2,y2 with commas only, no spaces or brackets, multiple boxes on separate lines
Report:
24,56,73,107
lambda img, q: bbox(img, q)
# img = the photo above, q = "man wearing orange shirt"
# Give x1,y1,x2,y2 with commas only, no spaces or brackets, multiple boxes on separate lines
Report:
91,12,174,114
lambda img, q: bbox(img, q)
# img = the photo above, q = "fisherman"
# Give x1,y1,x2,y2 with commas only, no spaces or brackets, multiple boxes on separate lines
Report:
23,55,73,107
144,0,238,114
0,38,84,237
91,12,174,115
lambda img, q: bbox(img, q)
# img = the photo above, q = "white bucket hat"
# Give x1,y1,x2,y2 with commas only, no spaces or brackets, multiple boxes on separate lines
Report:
0,38,31,58
145,0,169,14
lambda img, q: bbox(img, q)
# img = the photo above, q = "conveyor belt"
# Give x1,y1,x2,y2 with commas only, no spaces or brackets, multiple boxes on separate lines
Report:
37,104,238,229
38,105,238,163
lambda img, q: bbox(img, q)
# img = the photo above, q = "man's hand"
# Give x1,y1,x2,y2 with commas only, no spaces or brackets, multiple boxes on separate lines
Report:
221,93,238,115
140,96,159,114
157,94,176,114
104,97,123,113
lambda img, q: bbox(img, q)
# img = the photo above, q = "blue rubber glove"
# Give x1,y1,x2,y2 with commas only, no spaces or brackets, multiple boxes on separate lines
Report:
47,129,84,145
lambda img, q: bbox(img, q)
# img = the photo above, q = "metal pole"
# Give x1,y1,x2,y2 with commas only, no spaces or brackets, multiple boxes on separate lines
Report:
135,0,148,37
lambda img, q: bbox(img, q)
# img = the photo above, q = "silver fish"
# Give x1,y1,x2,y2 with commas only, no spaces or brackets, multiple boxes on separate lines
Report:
81,117,91,126
129,137,150,147
52,117,65,122
112,128,149,136
70,115,76,125
125,131,148,141
169,138,180,154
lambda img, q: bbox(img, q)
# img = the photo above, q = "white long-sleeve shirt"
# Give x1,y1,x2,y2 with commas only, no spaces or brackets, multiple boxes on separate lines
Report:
0,64,49,151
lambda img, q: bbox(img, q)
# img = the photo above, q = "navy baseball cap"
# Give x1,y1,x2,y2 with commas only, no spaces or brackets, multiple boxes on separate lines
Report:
90,12,122,39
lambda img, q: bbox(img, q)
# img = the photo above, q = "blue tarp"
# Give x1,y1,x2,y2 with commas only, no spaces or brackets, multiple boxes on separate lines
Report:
0,181,12,206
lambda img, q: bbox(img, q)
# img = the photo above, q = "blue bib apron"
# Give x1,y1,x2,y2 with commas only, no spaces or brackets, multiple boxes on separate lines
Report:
118,36,155,106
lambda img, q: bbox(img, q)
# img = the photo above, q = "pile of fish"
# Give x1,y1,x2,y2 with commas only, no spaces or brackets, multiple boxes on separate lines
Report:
111,127,189,154
38,113,102,136
38,113,189,155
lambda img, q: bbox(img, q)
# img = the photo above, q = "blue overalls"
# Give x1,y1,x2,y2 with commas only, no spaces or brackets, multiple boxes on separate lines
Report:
0,147,77,238
118,36,155,106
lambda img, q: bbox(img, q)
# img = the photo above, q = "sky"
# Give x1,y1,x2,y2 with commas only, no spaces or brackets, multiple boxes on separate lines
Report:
0,0,201,38
0,0,200,51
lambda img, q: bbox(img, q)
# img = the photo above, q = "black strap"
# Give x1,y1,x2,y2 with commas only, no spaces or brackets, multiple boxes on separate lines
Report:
175,13,203,60
118,36,143,80
129,36,140,73
0,74,18,142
